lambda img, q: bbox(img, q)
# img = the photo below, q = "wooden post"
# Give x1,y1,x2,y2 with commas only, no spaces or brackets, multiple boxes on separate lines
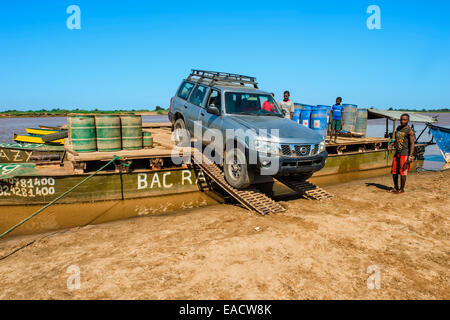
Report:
385,118,389,138
392,120,396,138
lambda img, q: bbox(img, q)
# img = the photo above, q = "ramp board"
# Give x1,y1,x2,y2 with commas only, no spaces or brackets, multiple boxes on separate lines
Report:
276,177,334,200
193,153,285,215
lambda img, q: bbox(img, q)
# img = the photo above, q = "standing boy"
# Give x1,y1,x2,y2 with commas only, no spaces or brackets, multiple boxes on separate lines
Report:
330,97,344,143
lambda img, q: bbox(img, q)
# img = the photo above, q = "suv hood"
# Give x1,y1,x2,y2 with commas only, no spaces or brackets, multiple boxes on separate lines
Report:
227,115,323,144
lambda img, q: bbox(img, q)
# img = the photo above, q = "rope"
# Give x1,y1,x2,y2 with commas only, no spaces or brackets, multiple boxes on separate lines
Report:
0,155,121,240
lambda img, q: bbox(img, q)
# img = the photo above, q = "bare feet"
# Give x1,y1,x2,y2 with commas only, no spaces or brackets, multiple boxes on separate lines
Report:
388,188,398,193
395,190,405,194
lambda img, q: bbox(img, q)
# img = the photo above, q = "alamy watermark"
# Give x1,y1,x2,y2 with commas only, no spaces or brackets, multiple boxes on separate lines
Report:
170,121,282,176
366,265,381,290
66,264,81,290
366,5,381,30
66,5,81,30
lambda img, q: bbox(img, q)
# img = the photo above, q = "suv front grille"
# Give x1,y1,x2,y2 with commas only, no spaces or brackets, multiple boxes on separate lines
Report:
280,144,314,157
294,145,311,157
281,145,292,156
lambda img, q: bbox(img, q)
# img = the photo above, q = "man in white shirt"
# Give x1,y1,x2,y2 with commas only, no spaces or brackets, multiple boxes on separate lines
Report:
279,90,294,120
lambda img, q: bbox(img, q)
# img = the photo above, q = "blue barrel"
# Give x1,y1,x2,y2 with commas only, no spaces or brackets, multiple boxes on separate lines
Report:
300,105,313,128
317,105,331,127
355,108,368,136
293,109,301,123
310,106,328,139
342,104,358,132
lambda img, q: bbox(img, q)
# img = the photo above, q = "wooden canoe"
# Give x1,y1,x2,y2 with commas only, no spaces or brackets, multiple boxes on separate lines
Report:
13,134,65,145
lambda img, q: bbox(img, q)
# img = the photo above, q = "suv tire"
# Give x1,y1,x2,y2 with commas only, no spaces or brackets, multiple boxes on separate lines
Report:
173,118,189,146
224,147,254,189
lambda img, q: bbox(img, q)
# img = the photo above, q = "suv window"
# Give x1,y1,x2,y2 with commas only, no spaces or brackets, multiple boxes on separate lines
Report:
189,85,208,107
177,82,195,100
207,90,221,109
224,92,282,116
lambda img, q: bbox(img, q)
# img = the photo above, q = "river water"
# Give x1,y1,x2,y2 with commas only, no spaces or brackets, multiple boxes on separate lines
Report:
0,115,168,143
0,113,448,171
365,113,449,171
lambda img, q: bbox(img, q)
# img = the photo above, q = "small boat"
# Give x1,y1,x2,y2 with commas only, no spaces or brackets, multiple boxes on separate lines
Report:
428,123,450,163
39,125,65,130
13,133,65,145
25,128,60,136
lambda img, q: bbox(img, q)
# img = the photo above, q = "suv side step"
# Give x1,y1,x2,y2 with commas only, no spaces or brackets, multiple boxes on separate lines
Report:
193,153,285,215
276,178,334,200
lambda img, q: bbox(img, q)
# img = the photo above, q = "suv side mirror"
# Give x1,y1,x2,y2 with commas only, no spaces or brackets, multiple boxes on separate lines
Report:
281,109,287,116
206,104,220,116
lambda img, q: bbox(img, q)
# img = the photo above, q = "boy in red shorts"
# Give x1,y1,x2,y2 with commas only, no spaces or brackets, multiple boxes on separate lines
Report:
389,114,415,194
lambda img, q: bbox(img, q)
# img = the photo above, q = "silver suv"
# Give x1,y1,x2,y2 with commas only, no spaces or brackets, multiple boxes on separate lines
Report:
168,70,327,189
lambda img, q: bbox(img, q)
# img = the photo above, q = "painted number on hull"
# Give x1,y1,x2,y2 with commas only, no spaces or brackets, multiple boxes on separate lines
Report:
0,177,56,197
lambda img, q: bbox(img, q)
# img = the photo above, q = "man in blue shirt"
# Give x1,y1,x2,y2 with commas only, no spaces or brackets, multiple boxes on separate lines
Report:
330,97,344,143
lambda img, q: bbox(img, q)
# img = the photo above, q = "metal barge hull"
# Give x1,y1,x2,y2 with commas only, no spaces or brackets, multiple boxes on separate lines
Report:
0,166,219,236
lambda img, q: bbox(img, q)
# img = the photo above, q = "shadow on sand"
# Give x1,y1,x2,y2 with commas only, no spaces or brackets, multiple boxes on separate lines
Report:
365,182,392,191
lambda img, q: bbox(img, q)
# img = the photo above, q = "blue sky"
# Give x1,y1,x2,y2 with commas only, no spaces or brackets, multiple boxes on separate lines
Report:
0,0,449,110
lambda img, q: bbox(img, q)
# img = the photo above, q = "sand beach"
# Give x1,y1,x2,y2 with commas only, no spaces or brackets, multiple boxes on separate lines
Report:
0,170,448,300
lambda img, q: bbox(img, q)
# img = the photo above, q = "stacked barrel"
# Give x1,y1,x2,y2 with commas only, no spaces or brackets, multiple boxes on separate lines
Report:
341,105,368,136
292,103,368,138
310,106,329,139
68,114,153,153
342,104,357,132
355,108,368,137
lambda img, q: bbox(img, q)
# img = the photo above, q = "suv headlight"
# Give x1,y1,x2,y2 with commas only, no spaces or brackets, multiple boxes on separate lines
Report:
318,141,326,153
254,140,279,156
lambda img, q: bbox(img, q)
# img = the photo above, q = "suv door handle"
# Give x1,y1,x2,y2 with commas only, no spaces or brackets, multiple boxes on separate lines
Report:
184,105,188,109
200,112,205,116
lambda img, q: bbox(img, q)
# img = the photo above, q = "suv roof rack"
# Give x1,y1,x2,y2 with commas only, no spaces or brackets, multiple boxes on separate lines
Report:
187,69,259,89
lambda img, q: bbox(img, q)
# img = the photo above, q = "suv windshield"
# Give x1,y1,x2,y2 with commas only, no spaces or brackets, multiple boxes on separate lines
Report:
225,92,283,116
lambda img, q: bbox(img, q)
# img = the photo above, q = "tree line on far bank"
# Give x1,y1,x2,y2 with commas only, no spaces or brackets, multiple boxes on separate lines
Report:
0,106,169,116
387,107,449,113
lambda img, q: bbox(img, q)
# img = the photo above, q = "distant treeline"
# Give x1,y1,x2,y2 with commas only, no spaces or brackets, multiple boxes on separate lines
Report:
0,106,169,116
387,107,449,113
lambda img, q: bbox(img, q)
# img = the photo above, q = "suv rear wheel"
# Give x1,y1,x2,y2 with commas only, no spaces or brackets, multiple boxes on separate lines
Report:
224,147,254,189
173,118,189,146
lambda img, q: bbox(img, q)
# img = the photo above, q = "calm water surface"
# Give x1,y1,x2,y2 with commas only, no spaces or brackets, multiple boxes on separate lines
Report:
0,115,169,143
365,113,449,171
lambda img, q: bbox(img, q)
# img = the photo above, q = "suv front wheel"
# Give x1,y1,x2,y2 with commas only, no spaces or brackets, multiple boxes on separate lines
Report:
224,147,254,189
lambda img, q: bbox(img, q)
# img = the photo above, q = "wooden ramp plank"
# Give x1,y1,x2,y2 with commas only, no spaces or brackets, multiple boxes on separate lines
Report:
276,177,334,200
193,153,285,215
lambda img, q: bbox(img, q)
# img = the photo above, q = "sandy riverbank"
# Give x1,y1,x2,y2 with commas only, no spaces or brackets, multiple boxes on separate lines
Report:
0,170,448,299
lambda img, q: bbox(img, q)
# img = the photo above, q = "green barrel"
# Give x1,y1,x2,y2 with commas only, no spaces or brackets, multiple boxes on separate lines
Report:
342,104,358,132
69,115,97,152
95,115,121,151
143,131,153,148
120,115,143,150
355,108,368,136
